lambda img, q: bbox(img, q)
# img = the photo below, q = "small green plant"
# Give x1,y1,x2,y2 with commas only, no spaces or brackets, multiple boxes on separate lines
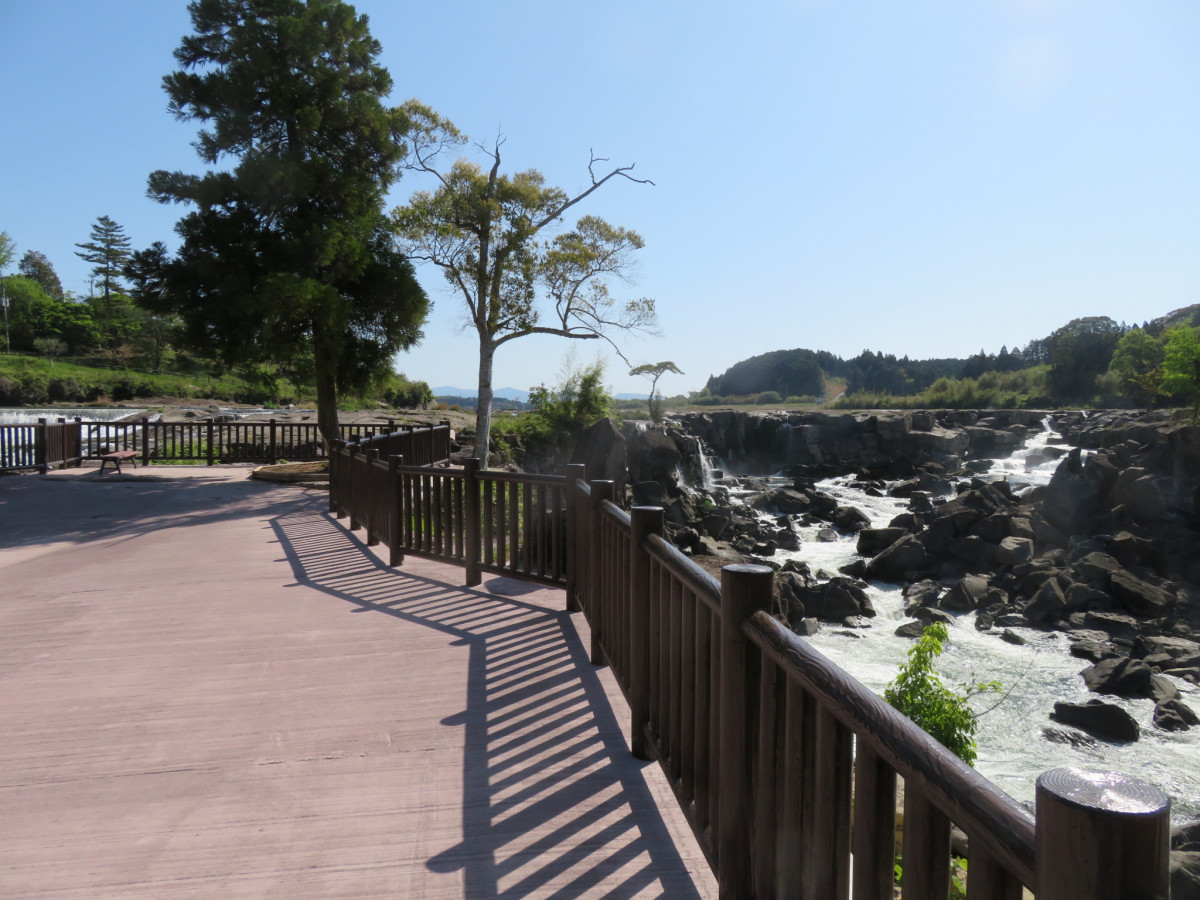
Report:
893,855,969,898
883,623,996,766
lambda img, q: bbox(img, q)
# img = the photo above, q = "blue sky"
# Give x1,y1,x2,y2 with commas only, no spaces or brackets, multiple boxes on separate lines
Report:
2,1,1197,396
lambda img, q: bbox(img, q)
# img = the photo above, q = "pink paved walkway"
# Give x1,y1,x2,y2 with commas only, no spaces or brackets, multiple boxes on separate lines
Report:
0,466,715,898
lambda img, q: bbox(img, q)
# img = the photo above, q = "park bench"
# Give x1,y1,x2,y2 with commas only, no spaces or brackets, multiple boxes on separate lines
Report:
98,450,138,474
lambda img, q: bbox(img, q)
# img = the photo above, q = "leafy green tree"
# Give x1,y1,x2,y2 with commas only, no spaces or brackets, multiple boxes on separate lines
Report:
33,336,68,366
884,623,983,766
0,230,16,274
1045,316,1123,401
1160,326,1200,419
3,276,54,351
145,0,428,446
75,215,132,302
394,100,655,465
85,291,142,358
18,250,64,299
630,361,682,422
1109,328,1165,406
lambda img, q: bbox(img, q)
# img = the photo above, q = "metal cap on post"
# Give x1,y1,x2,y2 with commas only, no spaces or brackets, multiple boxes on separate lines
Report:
717,563,774,899
1035,767,1170,900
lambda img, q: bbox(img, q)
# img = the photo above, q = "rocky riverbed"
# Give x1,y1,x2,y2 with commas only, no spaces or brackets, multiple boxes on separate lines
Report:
573,408,1200,883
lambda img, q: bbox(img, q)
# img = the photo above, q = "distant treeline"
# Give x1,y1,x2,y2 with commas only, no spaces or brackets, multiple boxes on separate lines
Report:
700,307,1200,409
434,395,533,412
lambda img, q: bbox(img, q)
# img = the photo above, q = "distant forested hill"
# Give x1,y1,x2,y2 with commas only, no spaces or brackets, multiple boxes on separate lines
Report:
702,304,1200,406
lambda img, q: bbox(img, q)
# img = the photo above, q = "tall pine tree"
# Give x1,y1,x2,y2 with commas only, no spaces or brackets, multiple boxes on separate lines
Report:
146,0,428,445
75,215,131,301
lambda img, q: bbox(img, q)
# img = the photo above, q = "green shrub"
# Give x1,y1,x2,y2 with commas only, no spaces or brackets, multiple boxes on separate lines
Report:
884,623,990,766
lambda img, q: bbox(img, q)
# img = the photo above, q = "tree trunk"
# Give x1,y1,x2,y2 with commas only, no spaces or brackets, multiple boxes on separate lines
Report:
314,354,340,452
475,338,496,469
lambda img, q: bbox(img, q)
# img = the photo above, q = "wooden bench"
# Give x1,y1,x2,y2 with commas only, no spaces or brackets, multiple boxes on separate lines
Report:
99,450,138,474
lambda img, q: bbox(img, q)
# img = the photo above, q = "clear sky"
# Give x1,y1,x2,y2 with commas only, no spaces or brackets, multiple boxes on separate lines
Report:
2,1,1197,396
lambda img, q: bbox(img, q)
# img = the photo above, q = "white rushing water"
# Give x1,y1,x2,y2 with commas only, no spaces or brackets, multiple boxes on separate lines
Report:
0,407,148,425
726,422,1200,823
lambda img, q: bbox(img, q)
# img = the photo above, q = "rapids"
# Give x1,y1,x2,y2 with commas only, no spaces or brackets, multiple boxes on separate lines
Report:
723,421,1200,823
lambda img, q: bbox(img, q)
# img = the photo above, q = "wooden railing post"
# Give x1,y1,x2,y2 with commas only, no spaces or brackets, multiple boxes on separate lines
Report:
330,440,344,514
364,448,380,545
463,457,481,586
629,505,664,761
36,418,48,474
564,463,587,612
141,417,150,466
269,418,278,463
348,442,362,532
589,480,615,667
206,418,215,466
1035,767,1170,900
388,453,405,565
718,563,773,899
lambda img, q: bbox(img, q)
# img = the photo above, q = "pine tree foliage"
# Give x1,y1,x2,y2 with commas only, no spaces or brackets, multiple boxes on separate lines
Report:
146,0,428,445
74,215,131,300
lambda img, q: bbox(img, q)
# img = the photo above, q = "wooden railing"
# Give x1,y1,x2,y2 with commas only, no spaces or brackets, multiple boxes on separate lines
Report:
0,418,84,472
1,417,447,470
86,418,408,464
330,456,1174,900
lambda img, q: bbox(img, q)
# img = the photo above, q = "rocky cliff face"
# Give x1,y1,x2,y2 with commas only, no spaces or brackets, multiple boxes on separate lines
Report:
582,409,1200,743
675,409,1047,476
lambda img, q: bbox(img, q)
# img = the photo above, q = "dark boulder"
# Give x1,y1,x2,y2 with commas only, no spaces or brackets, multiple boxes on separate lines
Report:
830,505,871,532
940,575,990,613
895,620,928,638
902,579,942,614
1024,576,1068,624
1081,657,1154,697
866,534,934,582
795,577,877,621
1171,851,1200,900
998,536,1034,565
1154,698,1199,731
572,417,628,495
1042,726,1098,749
857,527,908,558
625,425,682,485
1051,699,1140,742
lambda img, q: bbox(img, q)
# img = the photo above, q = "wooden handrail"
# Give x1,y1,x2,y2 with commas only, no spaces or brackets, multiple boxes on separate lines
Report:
328,452,1174,899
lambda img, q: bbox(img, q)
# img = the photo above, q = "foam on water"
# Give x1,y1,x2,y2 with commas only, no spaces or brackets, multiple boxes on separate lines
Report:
738,423,1200,822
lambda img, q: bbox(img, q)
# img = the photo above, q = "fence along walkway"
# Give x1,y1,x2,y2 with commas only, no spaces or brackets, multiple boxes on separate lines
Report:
0,417,451,471
332,445,1175,899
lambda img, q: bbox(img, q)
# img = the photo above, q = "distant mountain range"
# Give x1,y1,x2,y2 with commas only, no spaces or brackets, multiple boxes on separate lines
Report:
433,386,652,402
432,386,528,402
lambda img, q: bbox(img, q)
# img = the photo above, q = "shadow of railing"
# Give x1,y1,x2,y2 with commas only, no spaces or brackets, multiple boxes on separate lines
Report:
270,505,705,898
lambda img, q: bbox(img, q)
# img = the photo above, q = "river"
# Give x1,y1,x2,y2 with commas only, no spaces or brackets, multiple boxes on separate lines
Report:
711,422,1200,823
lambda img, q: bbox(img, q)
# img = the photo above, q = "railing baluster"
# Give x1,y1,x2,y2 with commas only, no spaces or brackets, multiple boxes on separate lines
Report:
851,745,897,900
902,781,951,900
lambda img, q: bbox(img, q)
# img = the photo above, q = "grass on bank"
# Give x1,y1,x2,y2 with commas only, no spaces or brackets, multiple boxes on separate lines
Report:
0,353,305,406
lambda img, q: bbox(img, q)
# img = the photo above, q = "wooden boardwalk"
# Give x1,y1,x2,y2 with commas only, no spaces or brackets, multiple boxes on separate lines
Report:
0,467,715,898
